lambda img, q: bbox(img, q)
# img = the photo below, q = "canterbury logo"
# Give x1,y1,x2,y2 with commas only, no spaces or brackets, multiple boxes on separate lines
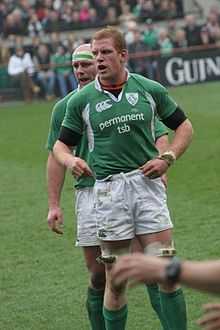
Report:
96,100,112,112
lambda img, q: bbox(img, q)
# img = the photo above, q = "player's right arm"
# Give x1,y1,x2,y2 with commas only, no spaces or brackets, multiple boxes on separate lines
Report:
53,140,92,177
47,152,65,234
53,92,93,177
46,100,67,234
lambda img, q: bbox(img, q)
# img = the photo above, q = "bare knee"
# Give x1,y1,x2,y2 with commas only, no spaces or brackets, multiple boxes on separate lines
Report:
90,271,106,290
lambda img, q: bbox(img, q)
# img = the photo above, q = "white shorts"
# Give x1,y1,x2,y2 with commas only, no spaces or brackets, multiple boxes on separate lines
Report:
94,169,173,241
75,187,100,247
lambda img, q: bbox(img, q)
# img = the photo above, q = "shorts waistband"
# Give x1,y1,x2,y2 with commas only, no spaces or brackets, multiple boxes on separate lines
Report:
97,169,141,182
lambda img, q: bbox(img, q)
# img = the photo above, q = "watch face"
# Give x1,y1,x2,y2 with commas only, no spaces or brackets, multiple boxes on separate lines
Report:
165,258,181,284
164,155,174,164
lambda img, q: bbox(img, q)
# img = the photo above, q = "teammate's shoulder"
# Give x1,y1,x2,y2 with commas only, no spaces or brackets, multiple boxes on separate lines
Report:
80,80,96,94
53,90,76,109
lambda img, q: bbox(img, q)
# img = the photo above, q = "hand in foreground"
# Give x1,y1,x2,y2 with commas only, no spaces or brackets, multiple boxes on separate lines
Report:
112,253,167,287
197,303,220,330
47,206,64,235
68,157,93,178
140,158,169,179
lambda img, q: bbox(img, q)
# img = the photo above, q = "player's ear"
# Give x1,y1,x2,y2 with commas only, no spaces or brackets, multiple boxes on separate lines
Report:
120,49,128,63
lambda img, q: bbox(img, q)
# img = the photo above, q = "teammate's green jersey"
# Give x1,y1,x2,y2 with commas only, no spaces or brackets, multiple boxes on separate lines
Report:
63,73,176,180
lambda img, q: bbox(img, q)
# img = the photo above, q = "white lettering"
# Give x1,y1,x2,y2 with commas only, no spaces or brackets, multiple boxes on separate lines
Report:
184,60,198,83
206,58,220,75
198,59,206,81
166,56,220,86
117,124,130,134
98,113,145,131
166,57,184,85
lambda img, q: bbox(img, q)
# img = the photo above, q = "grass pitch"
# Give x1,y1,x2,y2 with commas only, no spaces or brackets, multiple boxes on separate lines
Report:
0,82,220,329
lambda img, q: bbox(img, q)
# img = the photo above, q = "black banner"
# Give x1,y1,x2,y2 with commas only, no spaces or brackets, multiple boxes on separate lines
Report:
157,48,220,87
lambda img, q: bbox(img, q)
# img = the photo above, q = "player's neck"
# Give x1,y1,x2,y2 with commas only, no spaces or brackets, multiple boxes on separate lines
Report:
99,71,127,90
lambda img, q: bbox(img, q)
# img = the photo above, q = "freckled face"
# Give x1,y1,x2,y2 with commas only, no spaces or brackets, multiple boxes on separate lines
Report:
92,38,128,85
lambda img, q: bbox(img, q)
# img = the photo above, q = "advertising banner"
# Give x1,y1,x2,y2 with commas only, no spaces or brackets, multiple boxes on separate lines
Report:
158,48,220,86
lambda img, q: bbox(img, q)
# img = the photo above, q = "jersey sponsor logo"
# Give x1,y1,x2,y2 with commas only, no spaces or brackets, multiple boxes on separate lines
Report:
96,100,112,112
117,123,130,134
99,113,145,133
125,93,139,106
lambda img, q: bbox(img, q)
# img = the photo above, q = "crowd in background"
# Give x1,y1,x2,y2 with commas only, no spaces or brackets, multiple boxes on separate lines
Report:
0,0,184,39
1,0,220,101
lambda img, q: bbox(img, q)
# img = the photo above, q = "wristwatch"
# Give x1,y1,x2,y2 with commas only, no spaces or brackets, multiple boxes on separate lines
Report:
164,257,182,285
157,151,176,167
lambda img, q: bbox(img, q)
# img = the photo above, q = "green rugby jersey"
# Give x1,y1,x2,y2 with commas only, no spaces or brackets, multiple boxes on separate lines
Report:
63,73,176,180
46,90,94,189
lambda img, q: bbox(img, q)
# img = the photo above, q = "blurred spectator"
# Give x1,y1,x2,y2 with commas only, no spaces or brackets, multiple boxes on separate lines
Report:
119,1,135,25
128,28,149,77
4,9,26,37
0,2,7,36
71,10,81,30
43,9,60,33
133,0,157,22
8,46,39,102
50,32,61,52
124,20,139,45
88,7,100,27
28,12,44,37
61,2,73,30
173,28,188,48
34,43,55,100
0,45,10,65
167,20,177,44
105,6,118,25
51,44,77,97
79,0,91,24
205,11,220,44
184,14,202,47
157,27,173,55
94,0,109,23
142,18,159,79
17,0,32,25
200,26,215,46
142,18,158,50
175,0,184,17
157,0,177,20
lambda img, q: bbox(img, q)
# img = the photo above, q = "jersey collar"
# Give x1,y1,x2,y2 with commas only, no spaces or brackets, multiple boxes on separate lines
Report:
94,69,130,102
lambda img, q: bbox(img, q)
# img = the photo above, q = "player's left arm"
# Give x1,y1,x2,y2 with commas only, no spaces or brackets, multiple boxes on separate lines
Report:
154,119,169,187
155,134,169,187
141,84,193,178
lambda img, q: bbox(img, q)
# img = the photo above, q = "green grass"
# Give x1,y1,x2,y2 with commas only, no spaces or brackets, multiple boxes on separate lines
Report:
1,82,220,329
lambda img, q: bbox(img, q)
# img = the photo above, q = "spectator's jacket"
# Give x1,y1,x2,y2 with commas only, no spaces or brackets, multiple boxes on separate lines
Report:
8,53,35,76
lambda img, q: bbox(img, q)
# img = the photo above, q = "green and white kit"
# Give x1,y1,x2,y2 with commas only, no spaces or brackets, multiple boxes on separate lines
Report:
48,74,171,243
63,73,177,180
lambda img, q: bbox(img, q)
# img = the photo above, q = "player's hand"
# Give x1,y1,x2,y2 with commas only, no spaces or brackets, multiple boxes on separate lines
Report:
47,206,64,235
112,254,167,287
140,158,169,179
197,303,220,329
68,157,93,177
